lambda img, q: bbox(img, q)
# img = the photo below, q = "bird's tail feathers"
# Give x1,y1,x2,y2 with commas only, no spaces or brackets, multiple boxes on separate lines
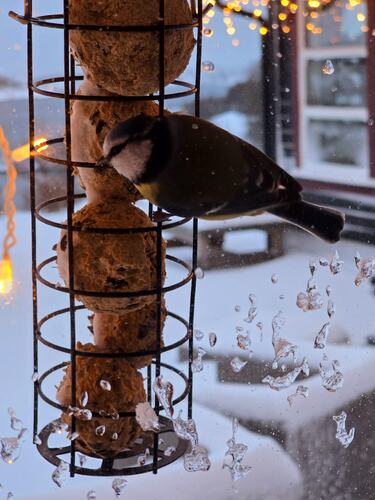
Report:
269,200,345,243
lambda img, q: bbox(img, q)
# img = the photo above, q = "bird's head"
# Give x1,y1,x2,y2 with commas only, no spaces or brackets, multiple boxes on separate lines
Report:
97,114,159,183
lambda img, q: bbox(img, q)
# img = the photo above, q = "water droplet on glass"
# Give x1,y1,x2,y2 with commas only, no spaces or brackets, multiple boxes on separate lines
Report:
230,357,247,373
319,257,329,267
192,123,199,130
135,402,160,433
287,385,309,406
333,411,355,448
87,491,96,500
244,295,257,323
79,409,93,421
223,417,251,481
111,433,119,441
31,371,38,383
234,305,241,312
51,420,68,434
262,358,309,391
173,410,199,447
99,380,111,391
271,273,278,284
7,408,23,432
314,322,331,349
0,428,27,465
256,321,263,342
79,454,87,467
326,285,332,297
296,288,323,312
51,461,69,488
322,59,334,75
309,260,317,276
184,445,211,472
209,332,217,347
319,355,344,392
192,347,207,373
271,311,298,369
137,449,150,467
327,299,335,318
194,329,204,341
279,294,285,300
237,333,250,351
354,256,375,286
111,411,120,421
194,267,205,279
33,434,42,445
67,431,80,442
95,426,106,437
112,478,127,497
202,61,215,73
164,446,176,457
203,27,213,37
153,375,174,418
330,250,344,275
80,391,89,408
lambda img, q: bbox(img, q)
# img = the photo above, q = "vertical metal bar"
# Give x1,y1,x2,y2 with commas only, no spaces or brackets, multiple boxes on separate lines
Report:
188,0,202,421
262,6,278,160
63,0,77,477
153,0,166,475
26,0,39,442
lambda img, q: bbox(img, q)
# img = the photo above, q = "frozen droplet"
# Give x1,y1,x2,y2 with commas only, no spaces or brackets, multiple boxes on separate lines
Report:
296,289,323,312
234,305,241,312
319,355,344,392
203,27,213,37
235,326,244,333
333,411,355,448
326,285,332,297
164,446,176,457
322,59,334,75
192,347,207,373
99,379,111,391
184,445,211,472
153,375,174,418
8,408,23,432
51,420,68,434
51,461,69,488
67,431,79,442
112,478,127,497
279,294,285,300
256,321,263,342
327,299,335,318
287,385,309,406
135,402,160,432
307,277,317,292
33,434,42,445
248,293,256,305
173,410,199,448
192,123,199,130
230,357,247,373
111,433,119,441
244,303,257,323
95,426,106,436
78,454,87,467
202,61,215,72
79,409,93,421
223,417,251,481
111,411,120,421
0,428,27,465
87,491,96,500
354,251,361,268
271,273,278,284
262,358,309,391
194,329,204,341
309,260,317,276
319,257,329,267
31,371,38,383
209,332,217,347
194,267,205,279
314,322,331,349
137,450,149,467
330,250,344,275
354,256,375,286
80,391,89,408
237,333,250,351
271,311,298,369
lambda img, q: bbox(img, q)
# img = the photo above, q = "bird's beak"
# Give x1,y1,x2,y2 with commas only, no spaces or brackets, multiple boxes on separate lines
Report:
95,156,111,169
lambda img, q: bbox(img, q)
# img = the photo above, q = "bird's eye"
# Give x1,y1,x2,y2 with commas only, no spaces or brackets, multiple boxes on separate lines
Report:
110,144,124,157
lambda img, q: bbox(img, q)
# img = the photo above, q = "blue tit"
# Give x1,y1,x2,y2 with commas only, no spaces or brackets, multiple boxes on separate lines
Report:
97,114,344,243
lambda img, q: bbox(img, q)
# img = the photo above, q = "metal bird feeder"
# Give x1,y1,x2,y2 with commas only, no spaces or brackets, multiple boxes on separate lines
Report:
9,0,202,477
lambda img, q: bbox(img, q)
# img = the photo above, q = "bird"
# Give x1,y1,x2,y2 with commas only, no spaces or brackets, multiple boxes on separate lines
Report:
97,113,345,243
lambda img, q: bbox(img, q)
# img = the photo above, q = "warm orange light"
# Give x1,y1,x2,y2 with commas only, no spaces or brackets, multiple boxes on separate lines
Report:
11,137,48,163
0,257,13,295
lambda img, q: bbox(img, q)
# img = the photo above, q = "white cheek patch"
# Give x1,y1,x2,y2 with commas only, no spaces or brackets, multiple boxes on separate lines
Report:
111,140,153,183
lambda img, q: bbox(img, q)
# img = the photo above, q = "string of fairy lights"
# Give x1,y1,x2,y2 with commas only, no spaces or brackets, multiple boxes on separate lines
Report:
202,0,369,45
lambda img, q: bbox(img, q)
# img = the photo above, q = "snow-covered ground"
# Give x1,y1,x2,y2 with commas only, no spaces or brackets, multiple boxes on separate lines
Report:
0,209,375,498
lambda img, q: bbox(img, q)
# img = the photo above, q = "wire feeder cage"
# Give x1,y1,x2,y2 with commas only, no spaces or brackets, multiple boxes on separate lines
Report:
10,0,203,478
